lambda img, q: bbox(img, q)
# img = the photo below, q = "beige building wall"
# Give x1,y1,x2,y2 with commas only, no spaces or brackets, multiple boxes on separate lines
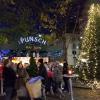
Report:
67,38,80,66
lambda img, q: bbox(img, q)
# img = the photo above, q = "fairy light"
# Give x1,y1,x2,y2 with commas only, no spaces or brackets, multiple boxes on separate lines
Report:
77,3,100,87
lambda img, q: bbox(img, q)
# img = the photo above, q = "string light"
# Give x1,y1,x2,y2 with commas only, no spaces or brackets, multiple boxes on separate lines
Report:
77,3,100,88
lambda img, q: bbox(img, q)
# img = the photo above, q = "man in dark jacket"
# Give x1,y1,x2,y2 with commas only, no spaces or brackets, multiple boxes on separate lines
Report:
38,59,47,85
63,61,70,92
3,59,16,100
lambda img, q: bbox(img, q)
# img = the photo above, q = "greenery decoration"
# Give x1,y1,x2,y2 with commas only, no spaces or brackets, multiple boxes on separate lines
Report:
78,1,100,83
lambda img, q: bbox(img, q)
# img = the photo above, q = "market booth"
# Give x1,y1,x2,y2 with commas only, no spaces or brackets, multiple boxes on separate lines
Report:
12,57,49,67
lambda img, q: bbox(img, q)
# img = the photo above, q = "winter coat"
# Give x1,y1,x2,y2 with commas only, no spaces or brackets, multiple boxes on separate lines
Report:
17,68,28,79
3,67,16,88
53,65,63,83
16,68,29,89
38,63,47,85
47,70,54,78
63,63,69,75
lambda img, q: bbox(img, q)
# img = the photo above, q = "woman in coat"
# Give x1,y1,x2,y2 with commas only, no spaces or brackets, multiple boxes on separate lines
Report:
16,62,28,89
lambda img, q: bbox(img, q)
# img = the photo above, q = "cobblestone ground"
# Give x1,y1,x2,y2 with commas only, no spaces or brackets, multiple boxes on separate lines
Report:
47,88,100,100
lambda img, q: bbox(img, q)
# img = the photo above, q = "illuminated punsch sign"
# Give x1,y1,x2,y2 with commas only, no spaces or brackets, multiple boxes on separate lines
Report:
18,36,47,45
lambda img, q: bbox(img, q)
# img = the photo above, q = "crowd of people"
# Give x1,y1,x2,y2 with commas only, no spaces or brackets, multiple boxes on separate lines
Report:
0,57,70,100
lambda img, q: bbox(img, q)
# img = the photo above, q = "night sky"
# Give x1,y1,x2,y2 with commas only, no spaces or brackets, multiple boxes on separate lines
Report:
0,0,87,35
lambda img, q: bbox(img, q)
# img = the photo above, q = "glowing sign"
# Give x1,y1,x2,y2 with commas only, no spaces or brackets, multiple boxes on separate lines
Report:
18,36,47,45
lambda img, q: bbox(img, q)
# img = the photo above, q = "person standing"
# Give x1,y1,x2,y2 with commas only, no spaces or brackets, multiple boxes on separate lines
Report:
37,59,47,85
3,59,16,100
26,56,38,78
63,61,70,92
37,59,48,100
16,62,29,100
53,62,63,94
16,62,29,89
44,62,54,94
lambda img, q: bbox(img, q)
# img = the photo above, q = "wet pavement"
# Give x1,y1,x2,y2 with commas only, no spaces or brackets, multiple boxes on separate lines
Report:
47,88,100,100
0,88,100,100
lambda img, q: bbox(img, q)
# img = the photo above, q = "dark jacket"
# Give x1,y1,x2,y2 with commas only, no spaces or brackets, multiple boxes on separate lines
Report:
63,62,68,75
3,67,16,88
38,63,47,84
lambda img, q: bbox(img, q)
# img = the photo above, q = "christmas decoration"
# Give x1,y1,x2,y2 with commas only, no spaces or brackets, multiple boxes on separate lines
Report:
77,1,100,88
18,36,47,45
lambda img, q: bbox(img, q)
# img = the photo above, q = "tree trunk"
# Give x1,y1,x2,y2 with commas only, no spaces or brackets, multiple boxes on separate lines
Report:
63,34,70,61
